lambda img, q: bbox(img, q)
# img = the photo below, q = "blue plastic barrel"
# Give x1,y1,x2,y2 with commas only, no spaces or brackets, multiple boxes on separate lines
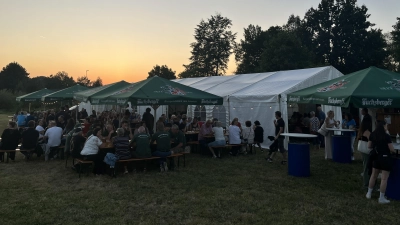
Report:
332,136,352,163
288,143,310,177
386,158,400,200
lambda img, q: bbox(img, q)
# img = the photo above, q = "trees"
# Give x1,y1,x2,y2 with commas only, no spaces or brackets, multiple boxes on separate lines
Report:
181,13,236,77
389,18,400,71
147,65,176,80
304,0,387,74
258,30,316,72
0,62,29,92
51,71,76,88
76,75,91,87
91,77,103,87
234,25,266,74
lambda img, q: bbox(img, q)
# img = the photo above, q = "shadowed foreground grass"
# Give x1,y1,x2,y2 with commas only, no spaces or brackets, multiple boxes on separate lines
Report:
0,147,399,225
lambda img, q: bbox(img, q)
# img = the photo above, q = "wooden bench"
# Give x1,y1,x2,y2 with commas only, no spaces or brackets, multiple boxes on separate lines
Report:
0,149,35,163
112,153,183,177
210,144,246,157
186,141,199,153
74,158,94,178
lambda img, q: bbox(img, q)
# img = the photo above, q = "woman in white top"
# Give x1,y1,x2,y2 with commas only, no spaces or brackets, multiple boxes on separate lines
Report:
80,128,104,175
35,119,45,139
242,121,255,154
229,120,242,156
323,110,340,159
207,122,226,158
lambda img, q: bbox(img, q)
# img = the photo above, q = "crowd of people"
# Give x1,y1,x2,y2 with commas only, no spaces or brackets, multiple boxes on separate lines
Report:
2,105,398,203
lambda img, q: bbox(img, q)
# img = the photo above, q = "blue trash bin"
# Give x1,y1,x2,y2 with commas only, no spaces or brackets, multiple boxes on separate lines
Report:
386,158,400,200
332,135,352,163
288,143,310,177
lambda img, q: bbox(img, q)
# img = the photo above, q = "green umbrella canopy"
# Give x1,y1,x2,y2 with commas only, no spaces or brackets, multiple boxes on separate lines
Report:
73,80,131,102
16,88,55,102
41,84,89,102
96,76,223,105
287,67,400,108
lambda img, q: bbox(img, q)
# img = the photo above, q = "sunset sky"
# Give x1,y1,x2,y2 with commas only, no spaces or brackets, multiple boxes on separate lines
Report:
1,0,399,84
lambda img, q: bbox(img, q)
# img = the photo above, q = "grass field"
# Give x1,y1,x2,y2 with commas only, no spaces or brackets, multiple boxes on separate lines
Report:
0,113,399,225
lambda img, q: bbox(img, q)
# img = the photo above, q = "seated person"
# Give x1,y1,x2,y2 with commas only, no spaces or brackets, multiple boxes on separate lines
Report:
43,121,63,161
80,128,104,175
169,124,186,154
131,126,151,158
198,120,214,153
0,121,21,162
71,127,86,159
102,123,116,141
208,122,225,158
113,128,132,174
151,123,174,172
121,121,133,139
21,120,39,159
36,119,46,140
179,118,187,131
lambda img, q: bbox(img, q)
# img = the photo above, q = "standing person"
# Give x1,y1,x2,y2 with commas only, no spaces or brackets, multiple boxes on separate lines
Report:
228,119,241,156
361,108,373,131
142,108,155,134
342,113,357,160
207,122,225,158
266,111,287,164
126,104,133,113
17,112,26,127
20,120,39,159
317,106,326,147
241,121,255,154
80,128,104,175
0,122,21,162
365,121,395,204
25,112,35,127
151,123,173,172
253,121,264,153
323,110,340,160
357,119,373,188
309,111,320,150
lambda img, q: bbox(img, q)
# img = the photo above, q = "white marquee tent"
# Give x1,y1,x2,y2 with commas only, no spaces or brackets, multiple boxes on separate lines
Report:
173,66,344,148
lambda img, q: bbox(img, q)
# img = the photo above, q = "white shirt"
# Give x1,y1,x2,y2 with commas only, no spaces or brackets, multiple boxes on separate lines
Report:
81,135,103,155
242,127,255,144
36,125,45,138
229,125,241,144
45,126,63,147
212,127,225,141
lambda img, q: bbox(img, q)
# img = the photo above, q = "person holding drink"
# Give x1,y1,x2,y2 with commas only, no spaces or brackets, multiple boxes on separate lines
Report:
323,110,340,160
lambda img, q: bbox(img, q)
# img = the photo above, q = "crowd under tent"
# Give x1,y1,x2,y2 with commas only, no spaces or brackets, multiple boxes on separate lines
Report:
173,66,344,148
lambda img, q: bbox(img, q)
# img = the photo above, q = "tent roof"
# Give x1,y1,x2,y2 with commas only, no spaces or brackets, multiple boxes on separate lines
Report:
16,88,56,102
100,76,223,105
41,84,89,101
287,66,400,108
74,80,131,102
172,66,343,102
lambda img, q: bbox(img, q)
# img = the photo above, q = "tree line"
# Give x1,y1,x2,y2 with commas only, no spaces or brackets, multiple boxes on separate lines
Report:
150,0,400,79
0,62,103,93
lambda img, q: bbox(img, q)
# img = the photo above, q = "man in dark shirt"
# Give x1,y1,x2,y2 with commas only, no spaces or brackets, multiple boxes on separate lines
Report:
169,124,186,153
71,128,86,159
21,120,39,158
142,108,155,134
151,123,173,172
121,121,133,139
57,115,67,130
56,107,66,121
25,112,35,127
362,108,373,131
266,111,287,164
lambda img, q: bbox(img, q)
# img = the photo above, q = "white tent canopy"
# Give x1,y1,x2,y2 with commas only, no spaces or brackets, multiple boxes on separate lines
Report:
173,66,344,148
